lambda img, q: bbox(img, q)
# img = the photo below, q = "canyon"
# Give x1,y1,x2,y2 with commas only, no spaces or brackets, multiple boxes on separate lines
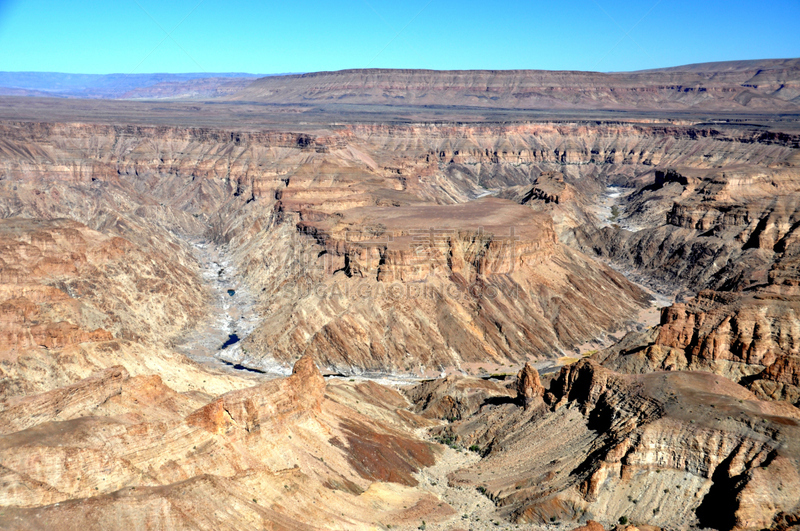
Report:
0,62,799,530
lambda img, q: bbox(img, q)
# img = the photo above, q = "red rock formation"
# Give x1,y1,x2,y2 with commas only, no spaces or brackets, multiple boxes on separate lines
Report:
516,362,545,409
0,357,452,529
571,521,606,531
598,289,800,406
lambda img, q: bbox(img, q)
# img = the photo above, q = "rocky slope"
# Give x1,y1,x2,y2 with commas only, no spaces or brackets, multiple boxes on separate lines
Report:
0,356,459,530
0,217,249,400
2,117,798,377
569,152,800,410
0,87,799,531
595,288,800,406
413,359,800,531
0,119,697,374
228,197,649,373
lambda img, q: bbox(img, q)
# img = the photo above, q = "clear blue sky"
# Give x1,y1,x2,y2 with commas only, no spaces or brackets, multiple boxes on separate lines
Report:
0,0,798,74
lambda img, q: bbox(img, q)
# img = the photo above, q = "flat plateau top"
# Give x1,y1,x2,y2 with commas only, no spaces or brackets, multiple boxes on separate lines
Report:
1,96,799,132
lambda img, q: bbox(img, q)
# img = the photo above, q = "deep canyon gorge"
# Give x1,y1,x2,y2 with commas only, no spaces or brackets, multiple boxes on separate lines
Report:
0,60,799,530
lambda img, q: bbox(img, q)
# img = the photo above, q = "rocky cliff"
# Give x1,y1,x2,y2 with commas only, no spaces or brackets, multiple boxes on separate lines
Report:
421,360,800,531
0,119,695,373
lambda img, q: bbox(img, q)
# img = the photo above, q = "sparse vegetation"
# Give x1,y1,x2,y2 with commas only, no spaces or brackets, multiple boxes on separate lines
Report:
435,434,460,450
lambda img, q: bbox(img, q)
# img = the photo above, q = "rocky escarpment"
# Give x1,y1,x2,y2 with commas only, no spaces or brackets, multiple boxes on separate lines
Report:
580,163,800,293
596,289,800,405
229,60,800,112
573,158,800,408
417,360,800,531
2,119,798,374
227,197,650,373
0,218,239,399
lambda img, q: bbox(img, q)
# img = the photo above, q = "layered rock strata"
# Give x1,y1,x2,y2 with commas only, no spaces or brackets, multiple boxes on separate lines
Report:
416,360,800,531
0,357,456,530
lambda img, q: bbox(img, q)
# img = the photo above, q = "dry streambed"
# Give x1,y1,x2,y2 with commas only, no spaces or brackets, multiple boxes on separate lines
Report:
176,240,289,378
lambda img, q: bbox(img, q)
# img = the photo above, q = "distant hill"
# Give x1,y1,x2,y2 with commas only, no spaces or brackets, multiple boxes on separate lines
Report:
228,58,800,112
0,72,263,99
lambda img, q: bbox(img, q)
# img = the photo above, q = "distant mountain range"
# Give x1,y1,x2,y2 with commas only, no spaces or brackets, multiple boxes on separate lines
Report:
2,59,799,112
0,72,265,99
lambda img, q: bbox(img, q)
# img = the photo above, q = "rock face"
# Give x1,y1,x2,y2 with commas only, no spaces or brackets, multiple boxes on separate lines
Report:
579,163,800,294
516,362,544,409
597,289,800,406
433,359,800,531
575,158,800,414
405,374,515,422
238,196,650,372
0,218,235,399
0,119,681,373
571,521,606,531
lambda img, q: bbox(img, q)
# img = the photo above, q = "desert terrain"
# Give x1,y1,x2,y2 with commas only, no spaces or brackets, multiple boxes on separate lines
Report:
0,60,799,530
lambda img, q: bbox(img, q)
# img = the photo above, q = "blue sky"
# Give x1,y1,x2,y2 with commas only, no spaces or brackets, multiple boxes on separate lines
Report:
0,0,798,74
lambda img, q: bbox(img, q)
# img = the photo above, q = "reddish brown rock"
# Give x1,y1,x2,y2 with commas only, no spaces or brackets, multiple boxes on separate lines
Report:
0,356,451,529
571,521,606,531
516,362,545,409
598,289,800,406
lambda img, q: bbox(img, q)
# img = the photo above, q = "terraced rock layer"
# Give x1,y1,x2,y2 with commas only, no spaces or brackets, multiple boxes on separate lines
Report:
230,59,800,112
0,356,455,530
